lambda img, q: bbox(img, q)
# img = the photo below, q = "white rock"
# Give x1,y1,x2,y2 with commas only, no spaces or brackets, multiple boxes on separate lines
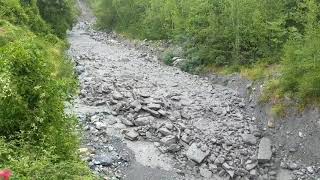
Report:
186,143,210,164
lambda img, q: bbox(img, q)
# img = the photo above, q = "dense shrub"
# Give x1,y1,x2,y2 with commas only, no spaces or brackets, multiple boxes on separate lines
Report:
93,0,288,66
0,1,94,178
0,0,49,34
93,0,320,104
36,0,78,37
0,138,94,180
280,1,320,104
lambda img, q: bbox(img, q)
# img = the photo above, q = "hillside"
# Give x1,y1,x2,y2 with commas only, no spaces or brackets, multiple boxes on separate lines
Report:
0,0,94,179
1,0,319,179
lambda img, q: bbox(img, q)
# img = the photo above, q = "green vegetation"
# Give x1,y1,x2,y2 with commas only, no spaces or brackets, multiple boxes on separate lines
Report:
92,0,320,106
0,0,94,179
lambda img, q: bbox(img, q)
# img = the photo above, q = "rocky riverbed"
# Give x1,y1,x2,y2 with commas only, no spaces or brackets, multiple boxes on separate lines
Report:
67,1,320,180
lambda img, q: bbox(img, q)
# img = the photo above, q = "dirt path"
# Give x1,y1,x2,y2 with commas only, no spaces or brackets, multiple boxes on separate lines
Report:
67,1,319,180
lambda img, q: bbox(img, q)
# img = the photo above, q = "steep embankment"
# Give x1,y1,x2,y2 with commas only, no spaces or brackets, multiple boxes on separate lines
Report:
0,1,94,179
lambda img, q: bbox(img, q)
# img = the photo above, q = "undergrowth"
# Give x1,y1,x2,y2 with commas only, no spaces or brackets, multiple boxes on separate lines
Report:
90,0,320,109
0,1,95,179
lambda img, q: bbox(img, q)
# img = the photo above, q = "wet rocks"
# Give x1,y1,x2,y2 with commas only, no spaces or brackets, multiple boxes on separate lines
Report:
94,154,114,166
186,143,210,164
258,137,272,163
70,10,310,179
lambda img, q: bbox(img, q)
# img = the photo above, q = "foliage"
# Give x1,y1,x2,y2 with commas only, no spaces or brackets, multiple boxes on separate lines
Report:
281,14,320,103
0,138,95,180
0,0,77,37
0,1,94,178
0,0,49,34
93,0,320,104
93,0,288,66
263,0,320,105
36,0,78,37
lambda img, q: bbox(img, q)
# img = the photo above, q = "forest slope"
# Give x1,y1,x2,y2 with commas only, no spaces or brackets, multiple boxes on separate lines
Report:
0,0,94,179
91,0,320,109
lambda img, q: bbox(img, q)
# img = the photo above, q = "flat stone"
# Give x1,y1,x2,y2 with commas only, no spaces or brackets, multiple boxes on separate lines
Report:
160,135,177,146
181,134,192,143
130,100,142,112
226,170,235,178
147,103,161,110
134,116,154,126
245,162,258,170
287,162,298,170
139,92,150,98
158,110,167,116
121,118,134,126
167,144,181,152
250,169,257,176
186,143,210,164
214,156,225,165
124,129,139,141
258,137,272,163
222,163,234,170
307,166,314,173
199,167,212,178
108,119,117,125
158,127,172,136
94,154,114,166
95,121,107,130
112,91,123,100
276,169,293,180
242,134,257,145
142,107,160,117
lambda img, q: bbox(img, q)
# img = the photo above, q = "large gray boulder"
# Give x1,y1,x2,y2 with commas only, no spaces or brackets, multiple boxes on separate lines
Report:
186,143,210,164
258,137,272,163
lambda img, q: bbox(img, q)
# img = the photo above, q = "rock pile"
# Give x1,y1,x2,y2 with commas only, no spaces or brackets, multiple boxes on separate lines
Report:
69,2,320,180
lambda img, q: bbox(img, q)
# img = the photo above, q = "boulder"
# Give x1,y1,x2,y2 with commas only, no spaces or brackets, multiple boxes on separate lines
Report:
134,116,154,126
241,134,257,145
199,167,212,178
94,154,114,166
112,91,123,100
160,135,177,146
124,129,139,141
147,103,161,110
158,127,172,136
186,143,210,164
258,137,272,163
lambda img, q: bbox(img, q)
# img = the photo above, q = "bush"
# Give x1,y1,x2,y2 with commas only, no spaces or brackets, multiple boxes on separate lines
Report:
36,0,77,37
93,0,288,66
0,1,94,177
0,138,95,180
0,37,62,136
93,0,320,106
0,23,94,179
281,29,320,103
0,0,49,34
